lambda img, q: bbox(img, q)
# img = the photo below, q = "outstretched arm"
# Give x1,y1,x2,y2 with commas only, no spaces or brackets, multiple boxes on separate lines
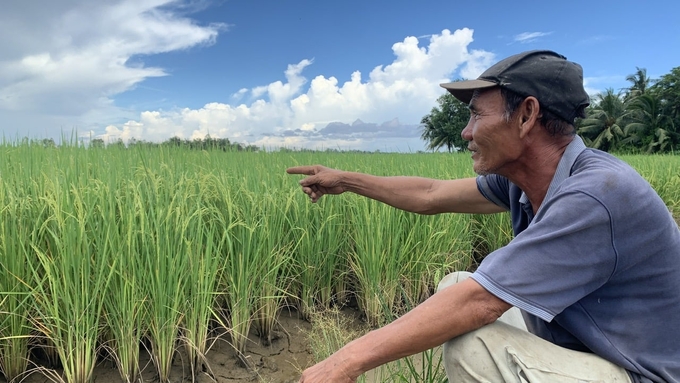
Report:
286,165,505,215
298,278,511,382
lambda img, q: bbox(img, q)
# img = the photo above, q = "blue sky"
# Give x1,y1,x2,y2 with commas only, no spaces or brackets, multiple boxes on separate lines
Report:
1,0,678,151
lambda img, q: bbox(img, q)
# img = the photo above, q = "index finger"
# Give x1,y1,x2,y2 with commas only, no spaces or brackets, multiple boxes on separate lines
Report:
286,166,316,175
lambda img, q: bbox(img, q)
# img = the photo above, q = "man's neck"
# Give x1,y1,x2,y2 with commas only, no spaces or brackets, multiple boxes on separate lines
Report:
502,136,573,214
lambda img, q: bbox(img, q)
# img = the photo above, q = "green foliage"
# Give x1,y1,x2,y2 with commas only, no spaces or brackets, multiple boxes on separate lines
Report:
624,67,652,102
578,66,679,153
421,66,678,154
578,88,628,151
420,92,470,152
650,67,680,144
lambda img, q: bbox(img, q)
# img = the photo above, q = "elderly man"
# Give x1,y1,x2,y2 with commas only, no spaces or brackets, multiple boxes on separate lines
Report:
288,50,680,383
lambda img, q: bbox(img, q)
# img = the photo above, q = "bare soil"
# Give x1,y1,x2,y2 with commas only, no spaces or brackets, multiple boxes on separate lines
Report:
12,309,324,383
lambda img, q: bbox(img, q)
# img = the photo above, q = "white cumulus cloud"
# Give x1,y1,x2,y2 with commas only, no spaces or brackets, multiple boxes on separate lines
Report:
0,0,223,129
100,28,496,151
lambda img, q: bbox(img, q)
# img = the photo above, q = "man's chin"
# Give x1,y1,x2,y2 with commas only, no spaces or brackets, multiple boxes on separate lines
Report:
472,164,488,176
473,164,494,176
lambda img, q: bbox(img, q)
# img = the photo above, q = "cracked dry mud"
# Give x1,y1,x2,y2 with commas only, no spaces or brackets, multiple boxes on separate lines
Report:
17,309,317,383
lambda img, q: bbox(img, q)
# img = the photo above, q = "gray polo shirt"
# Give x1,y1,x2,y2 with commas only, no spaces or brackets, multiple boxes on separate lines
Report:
473,135,680,383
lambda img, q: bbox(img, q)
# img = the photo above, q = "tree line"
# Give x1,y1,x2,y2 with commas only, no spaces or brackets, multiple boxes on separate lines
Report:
421,66,680,154
19,135,259,151
90,135,260,152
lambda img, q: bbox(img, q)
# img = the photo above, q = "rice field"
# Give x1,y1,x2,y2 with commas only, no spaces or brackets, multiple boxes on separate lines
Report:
1,142,678,383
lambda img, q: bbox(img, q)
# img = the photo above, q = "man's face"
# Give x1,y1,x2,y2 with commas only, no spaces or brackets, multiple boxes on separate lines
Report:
461,88,522,176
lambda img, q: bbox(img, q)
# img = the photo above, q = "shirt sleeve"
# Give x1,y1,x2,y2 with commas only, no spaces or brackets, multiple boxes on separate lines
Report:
471,189,618,322
476,175,511,210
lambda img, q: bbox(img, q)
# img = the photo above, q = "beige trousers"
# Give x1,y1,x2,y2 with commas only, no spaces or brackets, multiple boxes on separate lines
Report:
437,272,633,383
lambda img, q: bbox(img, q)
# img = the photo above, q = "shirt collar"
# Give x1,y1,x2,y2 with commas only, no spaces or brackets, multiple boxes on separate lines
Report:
519,135,587,206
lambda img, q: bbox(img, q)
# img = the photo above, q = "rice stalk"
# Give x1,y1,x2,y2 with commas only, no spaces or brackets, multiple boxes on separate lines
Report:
28,178,115,383
289,195,348,320
138,170,192,382
249,192,296,346
218,218,259,365
180,173,225,380
0,193,35,382
101,180,147,383
349,198,418,327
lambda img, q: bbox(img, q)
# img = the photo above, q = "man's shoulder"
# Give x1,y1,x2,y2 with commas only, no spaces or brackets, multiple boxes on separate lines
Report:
563,149,647,195
571,148,634,174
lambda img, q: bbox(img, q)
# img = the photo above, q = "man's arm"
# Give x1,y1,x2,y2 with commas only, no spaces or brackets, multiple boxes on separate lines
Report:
299,278,511,382
286,165,505,215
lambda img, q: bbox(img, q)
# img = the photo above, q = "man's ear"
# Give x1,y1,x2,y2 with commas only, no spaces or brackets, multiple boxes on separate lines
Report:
518,96,541,139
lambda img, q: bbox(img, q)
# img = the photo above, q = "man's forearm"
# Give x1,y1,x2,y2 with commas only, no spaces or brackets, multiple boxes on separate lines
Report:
339,172,440,214
333,278,509,377
339,173,503,215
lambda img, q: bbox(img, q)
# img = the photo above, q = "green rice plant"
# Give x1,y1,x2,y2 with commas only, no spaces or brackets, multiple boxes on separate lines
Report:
208,182,253,362
468,212,513,270
0,185,37,382
348,197,421,327
397,212,472,310
288,196,348,320
215,188,294,365
250,192,296,346
386,346,447,383
0,139,677,383
181,225,223,379
217,217,261,365
179,174,227,379
101,179,147,383
27,177,116,383
376,285,448,383
303,308,369,383
137,168,192,382
303,306,446,383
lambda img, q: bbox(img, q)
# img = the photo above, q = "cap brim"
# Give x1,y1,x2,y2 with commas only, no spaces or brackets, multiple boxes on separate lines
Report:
440,79,498,104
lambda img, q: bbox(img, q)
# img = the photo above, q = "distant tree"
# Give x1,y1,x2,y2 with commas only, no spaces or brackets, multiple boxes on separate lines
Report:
91,138,105,148
109,138,126,149
649,67,680,149
41,138,56,148
420,92,470,152
578,88,628,152
166,136,183,147
624,67,653,101
624,93,676,153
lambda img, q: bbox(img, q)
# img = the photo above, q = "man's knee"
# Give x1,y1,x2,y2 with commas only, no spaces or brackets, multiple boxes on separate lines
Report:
437,271,472,292
443,321,512,381
443,322,632,383
437,271,527,331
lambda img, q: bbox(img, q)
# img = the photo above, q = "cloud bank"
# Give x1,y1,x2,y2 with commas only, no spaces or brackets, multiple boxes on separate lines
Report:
0,0,222,136
103,28,495,151
0,1,496,151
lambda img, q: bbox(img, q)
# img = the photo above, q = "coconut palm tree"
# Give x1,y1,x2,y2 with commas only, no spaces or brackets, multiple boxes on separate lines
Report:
624,67,652,101
651,67,680,132
624,93,676,153
578,88,629,152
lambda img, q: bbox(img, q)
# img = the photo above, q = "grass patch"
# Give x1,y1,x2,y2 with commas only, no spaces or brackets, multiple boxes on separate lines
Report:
303,307,448,382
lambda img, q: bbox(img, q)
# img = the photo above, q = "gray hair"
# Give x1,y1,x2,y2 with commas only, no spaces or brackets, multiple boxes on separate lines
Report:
499,87,580,137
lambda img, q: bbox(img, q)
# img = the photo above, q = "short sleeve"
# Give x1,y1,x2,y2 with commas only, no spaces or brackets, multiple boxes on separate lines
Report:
476,175,511,210
471,190,617,322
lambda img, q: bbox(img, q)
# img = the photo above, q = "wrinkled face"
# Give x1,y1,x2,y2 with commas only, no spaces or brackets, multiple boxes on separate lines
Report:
461,88,522,176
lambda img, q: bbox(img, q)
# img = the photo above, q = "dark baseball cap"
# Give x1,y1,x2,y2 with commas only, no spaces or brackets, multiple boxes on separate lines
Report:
440,50,590,123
